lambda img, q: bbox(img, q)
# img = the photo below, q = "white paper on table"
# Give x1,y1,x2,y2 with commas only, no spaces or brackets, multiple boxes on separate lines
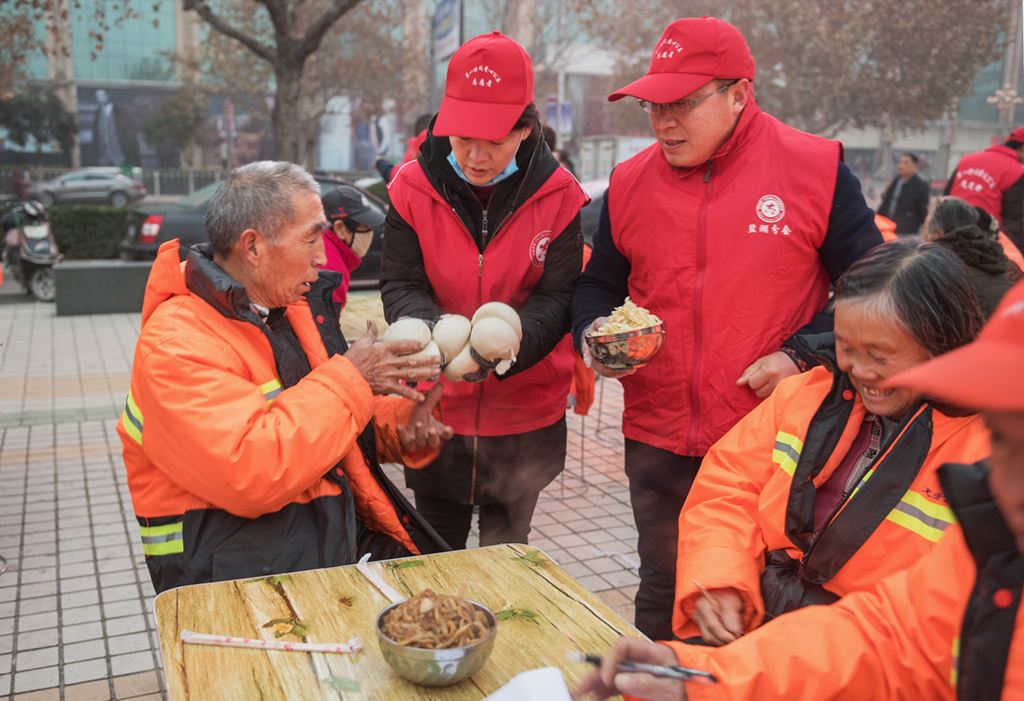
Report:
483,667,572,701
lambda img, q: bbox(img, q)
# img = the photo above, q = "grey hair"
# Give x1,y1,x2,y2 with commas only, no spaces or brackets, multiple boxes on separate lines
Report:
833,240,983,357
205,161,321,256
922,196,978,240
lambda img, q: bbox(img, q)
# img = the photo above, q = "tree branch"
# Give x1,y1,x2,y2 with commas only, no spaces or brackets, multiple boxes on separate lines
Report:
298,0,363,58
182,0,276,63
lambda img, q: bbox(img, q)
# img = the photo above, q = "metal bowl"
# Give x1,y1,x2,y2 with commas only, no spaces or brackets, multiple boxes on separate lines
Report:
375,599,497,687
585,322,666,370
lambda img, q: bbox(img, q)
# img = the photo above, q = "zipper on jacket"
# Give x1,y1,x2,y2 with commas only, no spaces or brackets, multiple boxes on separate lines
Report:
481,209,489,246
686,161,714,450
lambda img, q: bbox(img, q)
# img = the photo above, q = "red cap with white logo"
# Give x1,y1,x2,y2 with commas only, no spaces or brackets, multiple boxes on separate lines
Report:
885,279,1024,411
608,16,755,103
433,31,534,141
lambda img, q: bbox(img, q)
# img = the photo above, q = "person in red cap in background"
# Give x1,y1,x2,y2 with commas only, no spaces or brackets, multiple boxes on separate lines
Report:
320,184,384,310
946,127,1024,254
577,279,1024,701
571,16,882,639
381,32,588,549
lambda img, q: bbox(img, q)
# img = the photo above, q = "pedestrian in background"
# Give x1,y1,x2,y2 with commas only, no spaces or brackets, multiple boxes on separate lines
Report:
381,31,587,550
571,16,882,640
946,126,1024,252
877,152,930,235
320,184,384,309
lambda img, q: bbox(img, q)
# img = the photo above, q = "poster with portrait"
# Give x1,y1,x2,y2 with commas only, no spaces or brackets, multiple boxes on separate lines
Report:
76,86,180,168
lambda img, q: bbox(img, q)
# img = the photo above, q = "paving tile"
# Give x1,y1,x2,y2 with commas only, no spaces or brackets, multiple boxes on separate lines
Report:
61,576,99,594
12,646,57,671
61,622,104,644
62,639,106,664
62,659,109,685
101,599,142,620
111,671,159,698
95,571,135,588
14,613,56,634
106,633,149,657
11,687,61,700
15,629,57,652
576,574,612,593
0,673,8,696
11,665,58,693
109,652,154,678
63,678,110,701
0,603,13,620
61,607,102,626
60,562,96,579
99,585,137,604
60,590,98,610
103,616,145,637
0,653,9,675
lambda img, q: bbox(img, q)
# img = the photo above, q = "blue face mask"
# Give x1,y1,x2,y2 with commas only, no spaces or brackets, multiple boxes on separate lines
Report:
447,151,519,186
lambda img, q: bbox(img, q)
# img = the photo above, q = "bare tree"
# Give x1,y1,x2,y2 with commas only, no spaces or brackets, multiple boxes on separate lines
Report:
576,0,1011,137
182,0,366,163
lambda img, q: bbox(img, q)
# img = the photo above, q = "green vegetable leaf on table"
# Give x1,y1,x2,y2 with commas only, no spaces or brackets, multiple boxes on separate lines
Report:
495,607,540,623
510,549,547,567
387,560,424,570
324,676,361,692
262,617,308,638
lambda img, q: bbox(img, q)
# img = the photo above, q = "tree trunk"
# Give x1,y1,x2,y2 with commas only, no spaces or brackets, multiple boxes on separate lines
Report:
273,63,304,163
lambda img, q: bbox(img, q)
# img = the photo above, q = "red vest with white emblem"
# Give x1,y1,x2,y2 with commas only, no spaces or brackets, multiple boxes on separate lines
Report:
948,145,1024,224
388,161,588,436
608,100,839,456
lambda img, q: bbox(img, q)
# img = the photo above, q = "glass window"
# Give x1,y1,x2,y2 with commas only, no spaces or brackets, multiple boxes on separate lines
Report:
70,0,176,82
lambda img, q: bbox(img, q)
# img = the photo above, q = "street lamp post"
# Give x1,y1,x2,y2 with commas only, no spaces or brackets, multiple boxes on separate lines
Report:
987,82,1024,128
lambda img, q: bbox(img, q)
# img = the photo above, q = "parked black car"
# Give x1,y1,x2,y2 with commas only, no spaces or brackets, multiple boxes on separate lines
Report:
120,176,387,289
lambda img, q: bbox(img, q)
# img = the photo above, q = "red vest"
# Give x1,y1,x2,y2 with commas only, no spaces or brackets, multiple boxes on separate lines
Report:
608,101,839,456
388,161,588,436
949,145,1024,224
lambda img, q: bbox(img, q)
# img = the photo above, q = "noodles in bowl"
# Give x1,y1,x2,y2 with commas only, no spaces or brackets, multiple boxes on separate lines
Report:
376,590,498,686
380,589,491,649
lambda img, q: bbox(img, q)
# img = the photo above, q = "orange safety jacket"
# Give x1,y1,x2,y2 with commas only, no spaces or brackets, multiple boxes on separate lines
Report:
118,241,447,592
669,461,1023,701
674,343,990,640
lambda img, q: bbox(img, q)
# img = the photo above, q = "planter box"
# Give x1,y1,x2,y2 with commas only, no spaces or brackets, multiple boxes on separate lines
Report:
54,259,152,316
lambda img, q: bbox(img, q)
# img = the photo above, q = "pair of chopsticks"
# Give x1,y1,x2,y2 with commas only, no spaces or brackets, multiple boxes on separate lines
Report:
181,554,401,655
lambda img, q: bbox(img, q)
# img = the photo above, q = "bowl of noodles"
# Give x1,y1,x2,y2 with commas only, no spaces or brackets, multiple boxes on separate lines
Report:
585,297,665,370
376,589,497,687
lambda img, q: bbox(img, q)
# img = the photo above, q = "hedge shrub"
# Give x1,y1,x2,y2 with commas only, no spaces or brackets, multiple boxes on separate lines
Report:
48,205,130,259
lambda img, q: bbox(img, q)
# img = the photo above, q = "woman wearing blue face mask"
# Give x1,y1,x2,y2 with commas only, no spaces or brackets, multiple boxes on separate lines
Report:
381,31,589,550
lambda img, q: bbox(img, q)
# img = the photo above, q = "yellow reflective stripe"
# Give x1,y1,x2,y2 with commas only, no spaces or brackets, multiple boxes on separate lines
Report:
951,636,960,686
901,490,956,524
139,522,182,538
121,391,143,445
885,489,957,542
139,521,183,556
259,378,283,402
144,539,184,556
772,430,803,477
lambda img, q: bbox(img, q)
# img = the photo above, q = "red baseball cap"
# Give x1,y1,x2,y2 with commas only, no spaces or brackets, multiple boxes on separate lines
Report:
884,280,1024,411
1010,127,1024,142
609,16,755,103
433,31,534,141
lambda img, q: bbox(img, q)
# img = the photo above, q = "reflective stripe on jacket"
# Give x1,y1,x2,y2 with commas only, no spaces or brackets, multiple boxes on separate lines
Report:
118,241,442,591
667,461,1023,701
607,100,839,456
674,364,990,639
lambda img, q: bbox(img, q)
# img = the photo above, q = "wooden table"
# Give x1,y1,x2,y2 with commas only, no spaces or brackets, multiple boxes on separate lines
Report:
154,544,643,700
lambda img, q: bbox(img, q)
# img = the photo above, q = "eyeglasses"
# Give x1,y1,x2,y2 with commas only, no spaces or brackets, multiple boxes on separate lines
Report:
638,80,739,119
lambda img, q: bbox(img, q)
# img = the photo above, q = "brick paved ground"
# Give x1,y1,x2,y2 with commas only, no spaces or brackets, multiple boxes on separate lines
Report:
0,284,637,700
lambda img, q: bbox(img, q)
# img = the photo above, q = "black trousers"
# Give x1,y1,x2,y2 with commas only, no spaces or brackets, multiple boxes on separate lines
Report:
405,419,566,549
624,439,702,641
413,492,542,550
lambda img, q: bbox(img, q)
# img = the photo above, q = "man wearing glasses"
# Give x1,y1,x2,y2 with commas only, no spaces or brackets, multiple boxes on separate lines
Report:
571,16,882,640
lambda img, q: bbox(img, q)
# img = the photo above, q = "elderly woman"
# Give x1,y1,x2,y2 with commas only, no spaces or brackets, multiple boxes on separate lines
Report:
380,32,588,548
669,241,991,645
921,196,1021,317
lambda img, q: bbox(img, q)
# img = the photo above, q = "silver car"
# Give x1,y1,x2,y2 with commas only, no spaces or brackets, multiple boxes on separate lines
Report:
29,168,147,208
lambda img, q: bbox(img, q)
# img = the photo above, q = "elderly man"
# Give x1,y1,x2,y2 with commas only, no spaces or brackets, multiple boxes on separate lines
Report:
570,16,882,639
118,161,451,593
878,152,930,235
577,279,1024,701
